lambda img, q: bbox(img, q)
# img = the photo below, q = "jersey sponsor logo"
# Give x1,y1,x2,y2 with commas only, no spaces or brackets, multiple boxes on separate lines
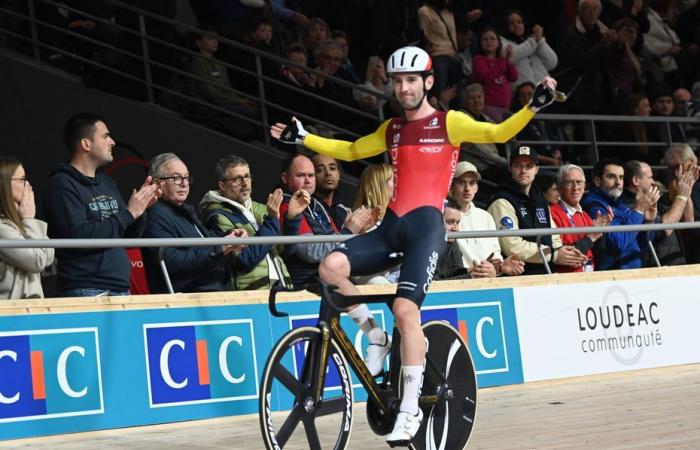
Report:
500,217,514,230
143,319,258,407
535,208,548,224
392,123,401,130
0,328,103,423
418,138,445,144
419,146,443,154
423,251,440,293
423,117,440,130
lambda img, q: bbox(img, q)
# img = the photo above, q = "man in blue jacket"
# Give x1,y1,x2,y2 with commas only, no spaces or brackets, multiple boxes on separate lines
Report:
45,114,160,297
141,153,245,293
581,159,659,270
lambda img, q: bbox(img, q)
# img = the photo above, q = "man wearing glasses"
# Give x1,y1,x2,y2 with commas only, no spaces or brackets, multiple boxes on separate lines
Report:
199,155,310,290
141,153,246,293
550,164,613,273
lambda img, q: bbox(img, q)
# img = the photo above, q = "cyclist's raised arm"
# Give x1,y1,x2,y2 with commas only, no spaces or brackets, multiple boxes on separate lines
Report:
446,106,535,145
270,117,390,162
447,76,559,145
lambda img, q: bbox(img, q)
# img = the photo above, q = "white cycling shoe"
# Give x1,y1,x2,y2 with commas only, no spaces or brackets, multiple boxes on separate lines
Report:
365,331,391,376
386,409,424,447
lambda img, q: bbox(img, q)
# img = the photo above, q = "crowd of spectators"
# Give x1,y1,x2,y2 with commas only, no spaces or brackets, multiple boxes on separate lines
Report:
1,113,699,299
2,0,699,160
2,1,700,298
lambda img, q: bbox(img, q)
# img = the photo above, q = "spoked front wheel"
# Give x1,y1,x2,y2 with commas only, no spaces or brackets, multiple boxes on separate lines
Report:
413,320,478,450
259,326,354,450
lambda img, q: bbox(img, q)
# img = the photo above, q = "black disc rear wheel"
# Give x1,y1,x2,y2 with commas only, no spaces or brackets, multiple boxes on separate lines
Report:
413,320,477,450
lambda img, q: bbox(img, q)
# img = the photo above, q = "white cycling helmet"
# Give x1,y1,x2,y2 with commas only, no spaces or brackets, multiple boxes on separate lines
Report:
386,46,432,75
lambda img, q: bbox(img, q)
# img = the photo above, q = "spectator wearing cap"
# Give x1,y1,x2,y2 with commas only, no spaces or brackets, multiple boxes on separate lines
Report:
488,146,587,275
458,83,508,181
550,164,613,273
449,161,524,277
581,159,659,270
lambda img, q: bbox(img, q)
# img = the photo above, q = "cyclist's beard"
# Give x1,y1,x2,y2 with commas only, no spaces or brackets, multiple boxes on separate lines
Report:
601,186,623,200
399,85,427,111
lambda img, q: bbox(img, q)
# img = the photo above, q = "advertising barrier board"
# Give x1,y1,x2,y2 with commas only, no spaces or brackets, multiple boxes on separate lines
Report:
0,287,523,440
514,276,700,382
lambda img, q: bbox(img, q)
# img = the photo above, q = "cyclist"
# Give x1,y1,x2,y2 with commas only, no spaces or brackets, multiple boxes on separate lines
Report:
270,45,561,446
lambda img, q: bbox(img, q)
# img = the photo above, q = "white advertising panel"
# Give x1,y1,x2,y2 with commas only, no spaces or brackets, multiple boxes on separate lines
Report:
514,276,700,382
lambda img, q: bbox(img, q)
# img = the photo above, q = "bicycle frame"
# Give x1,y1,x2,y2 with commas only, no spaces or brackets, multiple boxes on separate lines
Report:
303,299,444,419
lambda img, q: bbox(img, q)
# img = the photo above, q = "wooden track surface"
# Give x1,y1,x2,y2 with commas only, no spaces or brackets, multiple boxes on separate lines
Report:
3,363,698,449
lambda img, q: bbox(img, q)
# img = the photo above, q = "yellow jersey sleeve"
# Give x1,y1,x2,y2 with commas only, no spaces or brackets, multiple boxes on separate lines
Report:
445,106,535,146
302,121,390,162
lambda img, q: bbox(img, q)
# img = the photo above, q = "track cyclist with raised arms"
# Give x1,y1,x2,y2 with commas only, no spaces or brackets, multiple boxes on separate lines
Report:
270,46,560,447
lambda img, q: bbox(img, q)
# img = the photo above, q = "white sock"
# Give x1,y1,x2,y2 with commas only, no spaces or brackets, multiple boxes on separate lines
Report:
348,304,384,344
399,365,424,416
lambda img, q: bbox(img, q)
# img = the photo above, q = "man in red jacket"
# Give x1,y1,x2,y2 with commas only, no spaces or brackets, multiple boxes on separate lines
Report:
550,163,613,272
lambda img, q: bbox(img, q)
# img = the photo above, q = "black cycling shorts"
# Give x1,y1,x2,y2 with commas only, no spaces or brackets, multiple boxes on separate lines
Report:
333,206,446,306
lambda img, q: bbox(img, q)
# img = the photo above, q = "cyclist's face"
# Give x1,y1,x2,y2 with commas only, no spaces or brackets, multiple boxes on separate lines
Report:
392,73,431,109
510,157,539,188
450,173,479,207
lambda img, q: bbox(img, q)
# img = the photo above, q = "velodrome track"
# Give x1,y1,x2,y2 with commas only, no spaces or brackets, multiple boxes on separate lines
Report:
2,363,698,449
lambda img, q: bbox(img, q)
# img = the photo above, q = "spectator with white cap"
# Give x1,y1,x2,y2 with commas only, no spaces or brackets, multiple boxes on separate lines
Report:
449,161,524,277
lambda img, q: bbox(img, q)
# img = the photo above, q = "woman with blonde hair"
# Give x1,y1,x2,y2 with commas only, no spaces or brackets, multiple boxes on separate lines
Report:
0,157,54,299
353,163,394,226
352,164,397,285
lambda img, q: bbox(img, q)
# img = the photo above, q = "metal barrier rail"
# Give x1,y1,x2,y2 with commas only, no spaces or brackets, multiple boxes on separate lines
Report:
0,221,697,293
0,221,697,248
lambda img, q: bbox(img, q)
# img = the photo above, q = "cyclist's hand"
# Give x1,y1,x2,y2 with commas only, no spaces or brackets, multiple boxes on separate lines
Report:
529,76,557,112
270,116,308,144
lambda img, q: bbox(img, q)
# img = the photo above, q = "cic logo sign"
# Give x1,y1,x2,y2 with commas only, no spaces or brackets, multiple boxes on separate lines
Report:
0,328,104,423
144,319,259,407
421,298,522,384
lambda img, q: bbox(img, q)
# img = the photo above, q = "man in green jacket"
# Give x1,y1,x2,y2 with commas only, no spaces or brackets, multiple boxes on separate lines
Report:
199,155,310,290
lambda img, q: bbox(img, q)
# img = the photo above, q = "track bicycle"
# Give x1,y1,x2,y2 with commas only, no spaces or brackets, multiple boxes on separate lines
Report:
258,284,478,450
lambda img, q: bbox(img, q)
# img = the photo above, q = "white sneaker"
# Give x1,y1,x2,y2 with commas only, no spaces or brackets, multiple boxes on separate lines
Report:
386,409,424,447
365,332,391,376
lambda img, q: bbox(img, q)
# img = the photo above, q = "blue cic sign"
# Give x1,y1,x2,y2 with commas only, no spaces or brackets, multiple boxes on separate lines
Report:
143,319,259,407
0,328,103,423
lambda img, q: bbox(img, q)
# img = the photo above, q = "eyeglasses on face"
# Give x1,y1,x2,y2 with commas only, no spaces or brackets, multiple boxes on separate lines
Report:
159,175,193,186
10,177,28,186
220,174,252,186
